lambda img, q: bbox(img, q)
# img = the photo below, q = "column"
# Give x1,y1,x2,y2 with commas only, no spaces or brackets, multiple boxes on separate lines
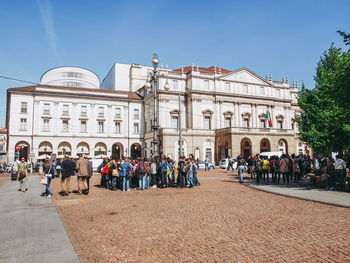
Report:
234,103,239,127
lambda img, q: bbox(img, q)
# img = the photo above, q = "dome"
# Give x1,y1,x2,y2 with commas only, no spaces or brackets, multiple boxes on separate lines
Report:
40,66,100,89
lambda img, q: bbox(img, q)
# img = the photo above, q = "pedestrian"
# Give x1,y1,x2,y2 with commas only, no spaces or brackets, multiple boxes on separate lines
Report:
204,156,210,171
137,159,146,190
43,158,54,197
334,154,347,190
56,160,62,178
280,154,289,184
160,156,168,188
178,156,185,188
110,159,118,191
60,155,75,196
255,154,263,184
187,158,194,187
262,157,269,183
145,159,151,189
98,157,109,188
237,155,246,183
87,156,93,194
121,158,132,191
167,157,174,186
227,155,234,172
76,155,89,195
151,158,157,188
192,159,200,186
17,157,28,192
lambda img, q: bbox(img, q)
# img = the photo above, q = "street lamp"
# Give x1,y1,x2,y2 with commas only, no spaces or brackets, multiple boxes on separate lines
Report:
145,53,161,159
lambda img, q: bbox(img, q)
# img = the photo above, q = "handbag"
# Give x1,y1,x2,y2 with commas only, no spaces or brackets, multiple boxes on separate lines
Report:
18,171,26,180
40,174,47,185
112,169,118,177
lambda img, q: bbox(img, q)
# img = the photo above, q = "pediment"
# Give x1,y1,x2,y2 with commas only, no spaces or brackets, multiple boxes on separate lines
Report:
219,68,270,86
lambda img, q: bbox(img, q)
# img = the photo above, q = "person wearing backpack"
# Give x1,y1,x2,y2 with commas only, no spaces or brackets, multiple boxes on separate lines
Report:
137,160,146,190
160,156,168,188
121,158,133,191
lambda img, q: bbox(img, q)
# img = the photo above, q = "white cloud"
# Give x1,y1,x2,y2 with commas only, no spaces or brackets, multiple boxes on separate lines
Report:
36,0,57,53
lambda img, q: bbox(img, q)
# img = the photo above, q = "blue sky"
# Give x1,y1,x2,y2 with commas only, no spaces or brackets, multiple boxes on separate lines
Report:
0,0,349,126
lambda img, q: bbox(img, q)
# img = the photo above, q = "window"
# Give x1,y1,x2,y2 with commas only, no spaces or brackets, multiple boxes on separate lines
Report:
225,83,231,92
98,107,104,117
203,116,211,129
134,123,139,133
277,120,283,129
43,119,50,131
260,119,266,128
243,118,249,128
98,121,104,133
134,109,140,119
173,80,178,90
204,80,209,90
81,106,87,117
21,102,27,113
172,116,178,129
43,103,50,115
115,108,121,118
276,89,281,97
80,121,87,133
62,120,68,131
243,85,248,94
62,104,69,116
20,118,27,130
224,117,231,128
115,122,121,133
260,87,265,95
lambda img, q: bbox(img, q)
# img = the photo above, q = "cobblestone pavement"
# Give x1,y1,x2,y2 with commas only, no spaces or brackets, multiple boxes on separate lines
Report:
51,170,350,263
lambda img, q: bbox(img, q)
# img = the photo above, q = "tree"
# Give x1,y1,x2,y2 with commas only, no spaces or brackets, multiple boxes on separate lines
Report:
296,31,350,153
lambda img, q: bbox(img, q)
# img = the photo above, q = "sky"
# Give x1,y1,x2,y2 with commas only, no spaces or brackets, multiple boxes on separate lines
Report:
0,0,349,126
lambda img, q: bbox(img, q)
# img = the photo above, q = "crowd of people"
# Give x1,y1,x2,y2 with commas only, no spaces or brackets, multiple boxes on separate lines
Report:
97,154,200,192
240,153,350,190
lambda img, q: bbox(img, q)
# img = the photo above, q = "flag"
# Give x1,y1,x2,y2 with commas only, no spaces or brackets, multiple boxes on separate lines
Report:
265,110,272,127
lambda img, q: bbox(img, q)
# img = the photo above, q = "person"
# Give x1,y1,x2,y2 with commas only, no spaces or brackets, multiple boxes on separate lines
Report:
292,154,301,183
167,157,174,186
61,155,75,196
98,157,109,188
121,158,132,191
145,159,151,189
149,158,156,188
43,158,54,197
192,159,200,186
204,156,210,171
76,155,89,195
160,156,168,188
17,157,28,192
56,160,62,178
137,159,146,190
178,156,185,188
262,157,270,183
51,159,57,178
227,156,234,172
186,158,194,188
247,155,256,179
280,154,289,184
255,154,263,184
87,156,93,194
237,155,246,183
334,154,347,190
110,159,118,191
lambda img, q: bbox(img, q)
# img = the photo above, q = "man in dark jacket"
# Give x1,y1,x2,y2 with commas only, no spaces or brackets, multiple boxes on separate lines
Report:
61,155,75,196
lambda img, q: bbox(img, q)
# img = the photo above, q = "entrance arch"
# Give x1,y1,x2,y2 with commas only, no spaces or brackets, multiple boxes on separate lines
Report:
58,142,72,157
77,142,90,156
260,138,271,153
278,139,288,154
15,141,30,161
240,138,252,160
112,143,123,160
38,141,53,157
130,143,141,159
94,142,107,158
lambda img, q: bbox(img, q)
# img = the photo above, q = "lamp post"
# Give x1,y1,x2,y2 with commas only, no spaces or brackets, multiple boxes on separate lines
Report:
145,53,161,159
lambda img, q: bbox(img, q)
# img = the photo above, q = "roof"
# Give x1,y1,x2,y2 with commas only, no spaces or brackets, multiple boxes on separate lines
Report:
173,65,232,74
7,85,142,100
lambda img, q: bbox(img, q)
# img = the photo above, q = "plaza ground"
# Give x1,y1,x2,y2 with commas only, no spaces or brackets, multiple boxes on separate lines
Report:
47,169,350,262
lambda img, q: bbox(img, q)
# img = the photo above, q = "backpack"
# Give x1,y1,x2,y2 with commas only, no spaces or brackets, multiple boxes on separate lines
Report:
137,163,146,176
103,164,110,175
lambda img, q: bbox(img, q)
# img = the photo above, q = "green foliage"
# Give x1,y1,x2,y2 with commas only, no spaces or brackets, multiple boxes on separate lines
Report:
296,31,350,153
